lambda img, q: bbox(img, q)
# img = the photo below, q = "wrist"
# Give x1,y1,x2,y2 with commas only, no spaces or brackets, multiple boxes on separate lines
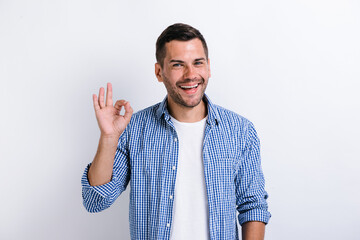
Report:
99,134,119,148
100,133,120,140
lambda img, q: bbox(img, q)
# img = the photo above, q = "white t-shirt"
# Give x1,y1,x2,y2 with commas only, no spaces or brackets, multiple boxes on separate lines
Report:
169,116,210,240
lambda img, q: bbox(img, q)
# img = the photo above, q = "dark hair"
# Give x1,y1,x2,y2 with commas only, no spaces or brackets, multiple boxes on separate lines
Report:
156,23,208,67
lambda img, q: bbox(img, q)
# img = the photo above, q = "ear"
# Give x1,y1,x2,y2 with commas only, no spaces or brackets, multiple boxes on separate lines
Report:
155,63,163,82
207,58,211,78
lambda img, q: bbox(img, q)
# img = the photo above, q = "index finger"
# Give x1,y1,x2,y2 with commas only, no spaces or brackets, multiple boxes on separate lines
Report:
105,82,113,106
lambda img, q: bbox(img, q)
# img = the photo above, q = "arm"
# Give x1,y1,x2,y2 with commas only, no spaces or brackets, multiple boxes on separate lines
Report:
235,122,271,231
81,83,133,212
88,135,119,186
88,83,133,186
242,221,265,240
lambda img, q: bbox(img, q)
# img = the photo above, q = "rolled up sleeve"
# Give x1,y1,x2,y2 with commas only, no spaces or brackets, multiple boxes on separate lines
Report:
81,132,130,213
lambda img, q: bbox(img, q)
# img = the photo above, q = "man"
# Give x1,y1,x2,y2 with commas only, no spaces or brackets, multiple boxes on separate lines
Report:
82,23,271,240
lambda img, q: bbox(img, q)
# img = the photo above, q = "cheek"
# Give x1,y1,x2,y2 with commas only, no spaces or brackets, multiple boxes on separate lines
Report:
199,69,210,79
166,71,182,83
162,75,177,90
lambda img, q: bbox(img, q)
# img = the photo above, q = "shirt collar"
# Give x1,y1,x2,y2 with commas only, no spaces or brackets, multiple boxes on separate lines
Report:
155,94,220,126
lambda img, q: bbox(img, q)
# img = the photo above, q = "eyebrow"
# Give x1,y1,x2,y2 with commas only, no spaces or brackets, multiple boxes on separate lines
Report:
169,59,185,63
169,58,206,63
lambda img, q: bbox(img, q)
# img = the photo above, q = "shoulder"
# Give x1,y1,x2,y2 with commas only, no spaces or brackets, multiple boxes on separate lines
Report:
208,102,260,155
123,102,164,137
210,102,259,143
211,103,253,130
130,102,161,122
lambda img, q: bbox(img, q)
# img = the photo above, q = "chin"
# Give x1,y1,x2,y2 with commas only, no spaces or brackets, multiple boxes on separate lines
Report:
181,96,204,108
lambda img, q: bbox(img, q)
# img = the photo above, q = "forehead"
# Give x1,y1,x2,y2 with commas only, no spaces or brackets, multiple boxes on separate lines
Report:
164,38,206,60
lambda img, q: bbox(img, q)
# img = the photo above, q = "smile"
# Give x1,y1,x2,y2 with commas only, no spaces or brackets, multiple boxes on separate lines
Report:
179,84,199,89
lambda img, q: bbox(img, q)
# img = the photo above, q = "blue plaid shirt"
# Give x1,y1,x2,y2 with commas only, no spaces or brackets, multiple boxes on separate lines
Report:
82,95,271,239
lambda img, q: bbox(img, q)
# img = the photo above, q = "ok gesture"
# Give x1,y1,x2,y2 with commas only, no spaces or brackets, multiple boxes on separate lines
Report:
93,83,133,139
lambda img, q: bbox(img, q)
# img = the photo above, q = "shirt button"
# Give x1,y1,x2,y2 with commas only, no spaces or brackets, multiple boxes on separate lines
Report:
167,223,170,228
174,138,177,142
172,166,176,170
169,195,173,199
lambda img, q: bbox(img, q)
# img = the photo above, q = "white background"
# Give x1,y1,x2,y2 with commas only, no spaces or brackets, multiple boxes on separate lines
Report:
1,0,359,239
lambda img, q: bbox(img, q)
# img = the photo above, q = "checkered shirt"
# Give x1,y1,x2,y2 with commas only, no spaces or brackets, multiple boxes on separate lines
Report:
82,95,271,240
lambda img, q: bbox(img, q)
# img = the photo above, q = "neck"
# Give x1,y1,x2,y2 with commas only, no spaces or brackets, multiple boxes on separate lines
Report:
167,98,207,123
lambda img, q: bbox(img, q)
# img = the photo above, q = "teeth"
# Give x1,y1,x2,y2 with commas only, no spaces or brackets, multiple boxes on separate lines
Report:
180,84,198,89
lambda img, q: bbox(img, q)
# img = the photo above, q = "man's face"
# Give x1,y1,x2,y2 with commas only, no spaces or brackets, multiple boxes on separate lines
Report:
155,38,211,109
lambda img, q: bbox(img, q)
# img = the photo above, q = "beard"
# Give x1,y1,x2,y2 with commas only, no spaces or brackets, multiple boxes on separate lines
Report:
162,75,208,108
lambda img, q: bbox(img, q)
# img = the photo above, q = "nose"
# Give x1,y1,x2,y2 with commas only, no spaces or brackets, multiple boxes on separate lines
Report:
184,65,197,80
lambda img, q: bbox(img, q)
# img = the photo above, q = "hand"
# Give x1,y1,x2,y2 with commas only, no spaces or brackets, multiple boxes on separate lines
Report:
92,83,133,139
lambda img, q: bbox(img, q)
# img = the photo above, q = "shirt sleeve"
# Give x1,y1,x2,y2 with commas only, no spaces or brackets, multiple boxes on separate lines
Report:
235,121,271,225
81,130,131,213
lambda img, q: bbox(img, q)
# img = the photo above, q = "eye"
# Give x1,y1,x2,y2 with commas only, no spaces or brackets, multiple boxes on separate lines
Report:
194,61,204,66
172,63,182,67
